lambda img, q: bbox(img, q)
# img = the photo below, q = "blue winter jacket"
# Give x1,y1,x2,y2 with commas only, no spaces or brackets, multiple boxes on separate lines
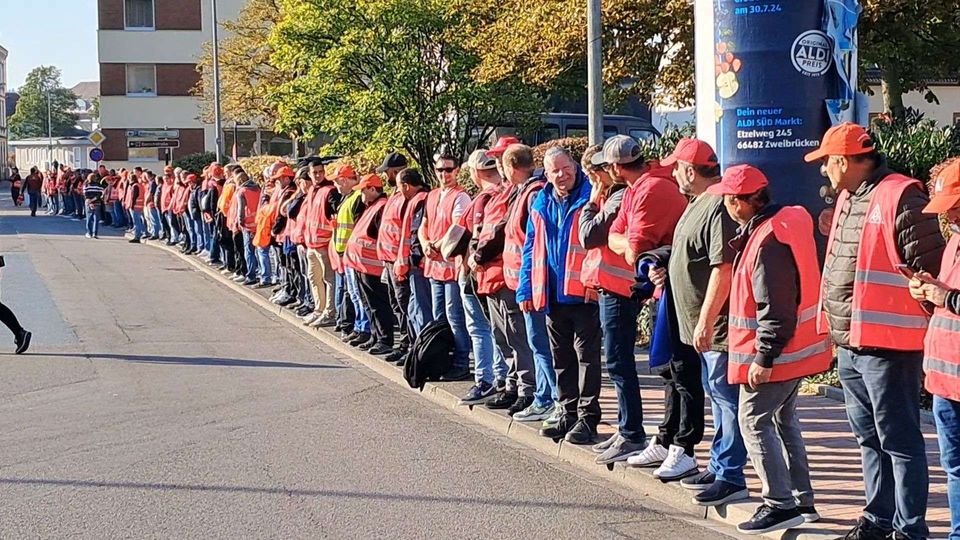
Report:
516,168,591,310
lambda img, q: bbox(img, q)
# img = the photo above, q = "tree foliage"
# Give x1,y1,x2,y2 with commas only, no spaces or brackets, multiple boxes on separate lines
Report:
465,0,694,108
8,66,79,139
267,0,545,178
859,0,960,118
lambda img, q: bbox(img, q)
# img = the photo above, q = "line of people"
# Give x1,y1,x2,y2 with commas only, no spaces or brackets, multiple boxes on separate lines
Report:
34,122,960,539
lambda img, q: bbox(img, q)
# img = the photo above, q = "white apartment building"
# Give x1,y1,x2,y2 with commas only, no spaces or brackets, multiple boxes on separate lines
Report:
97,0,242,171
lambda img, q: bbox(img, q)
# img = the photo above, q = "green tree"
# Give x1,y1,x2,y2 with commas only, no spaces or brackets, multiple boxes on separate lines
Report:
8,66,79,139
859,1,960,120
267,0,544,177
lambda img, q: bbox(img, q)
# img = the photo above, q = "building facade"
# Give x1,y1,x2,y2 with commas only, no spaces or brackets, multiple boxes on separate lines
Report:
97,0,242,171
10,137,96,172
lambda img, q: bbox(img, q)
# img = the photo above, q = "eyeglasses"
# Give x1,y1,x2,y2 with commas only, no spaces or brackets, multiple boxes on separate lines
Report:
435,167,456,173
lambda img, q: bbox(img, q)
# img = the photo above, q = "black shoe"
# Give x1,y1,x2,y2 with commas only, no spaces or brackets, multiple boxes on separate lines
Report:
296,305,313,317
692,480,749,507
440,367,471,381
341,331,360,343
368,344,393,355
737,505,805,535
357,338,377,351
797,505,820,523
842,517,892,540
680,470,716,491
496,393,525,413
14,330,31,354
242,279,258,286
385,350,406,363
564,418,597,445
277,296,297,307
540,415,574,439
128,238,141,244
349,333,372,347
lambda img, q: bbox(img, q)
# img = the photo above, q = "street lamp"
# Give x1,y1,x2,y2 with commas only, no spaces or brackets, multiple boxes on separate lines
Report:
47,85,53,169
211,0,224,163
586,0,603,145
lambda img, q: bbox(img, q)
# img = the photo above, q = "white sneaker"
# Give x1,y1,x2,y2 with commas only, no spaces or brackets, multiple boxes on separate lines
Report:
626,437,670,467
653,445,698,481
302,313,320,325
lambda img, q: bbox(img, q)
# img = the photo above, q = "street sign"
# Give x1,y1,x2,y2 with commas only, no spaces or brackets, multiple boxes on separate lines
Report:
128,139,180,149
87,129,106,146
89,148,104,162
126,129,180,139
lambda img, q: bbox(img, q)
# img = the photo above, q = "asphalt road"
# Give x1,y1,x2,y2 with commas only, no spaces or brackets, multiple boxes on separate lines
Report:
0,196,730,539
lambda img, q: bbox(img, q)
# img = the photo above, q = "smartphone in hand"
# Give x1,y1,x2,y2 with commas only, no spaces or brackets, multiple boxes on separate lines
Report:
895,264,916,280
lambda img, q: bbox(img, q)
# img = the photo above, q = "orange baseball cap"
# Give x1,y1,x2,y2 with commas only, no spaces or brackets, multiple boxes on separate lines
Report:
335,165,358,179
271,165,295,180
803,122,875,162
209,164,224,177
924,160,960,214
355,173,383,191
706,164,769,196
661,138,719,167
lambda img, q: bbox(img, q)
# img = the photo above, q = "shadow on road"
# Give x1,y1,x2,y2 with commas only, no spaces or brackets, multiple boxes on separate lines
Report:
12,352,346,370
0,476,648,513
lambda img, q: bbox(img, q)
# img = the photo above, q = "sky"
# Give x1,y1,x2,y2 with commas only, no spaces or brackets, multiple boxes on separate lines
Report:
0,0,99,91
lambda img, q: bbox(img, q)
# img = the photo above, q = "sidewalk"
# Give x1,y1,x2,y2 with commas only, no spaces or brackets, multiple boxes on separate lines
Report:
149,241,950,539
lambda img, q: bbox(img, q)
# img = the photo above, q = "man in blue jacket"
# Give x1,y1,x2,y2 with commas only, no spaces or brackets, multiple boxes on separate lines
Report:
518,147,602,444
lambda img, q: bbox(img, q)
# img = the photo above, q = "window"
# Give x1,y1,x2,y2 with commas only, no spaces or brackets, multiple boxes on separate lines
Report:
536,124,561,144
954,113,960,125
629,128,657,142
603,126,619,139
565,125,588,139
128,147,157,162
126,64,156,96
73,147,83,168
125,0,155,30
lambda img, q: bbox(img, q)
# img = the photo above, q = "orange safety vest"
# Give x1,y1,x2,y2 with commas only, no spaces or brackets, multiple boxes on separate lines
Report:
473,186,514,294
580,189,635,298
117,181,127,208
160,180,175,212
253,201,276,248
394,191,429,279
728,207,833,384
344,198,388,276
376,191,406,263
528,208,588,311
422,186,466,282
305,184,337,250
503,180,545,291
818,174,931,350
125,182,146,211
923,234,960,401
218,180,236,216
237,185,261,231
329,240,343,274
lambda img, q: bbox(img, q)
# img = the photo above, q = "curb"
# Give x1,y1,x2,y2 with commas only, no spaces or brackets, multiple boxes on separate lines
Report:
145,239,841,540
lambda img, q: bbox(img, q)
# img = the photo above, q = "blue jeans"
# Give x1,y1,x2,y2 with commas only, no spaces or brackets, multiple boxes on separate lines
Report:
150,207,163,237
63,194,75,216
242,231,259,281
131,210,146,239
524,310,557,407
112,200,125,227
430,279,470,371
838,347,929,539
85,204,100,236
257,247,272,284
600,292,645,443
407,267,432,337
459,275,507,385
701,351,747,486
345,268,370,334
935,395,960,540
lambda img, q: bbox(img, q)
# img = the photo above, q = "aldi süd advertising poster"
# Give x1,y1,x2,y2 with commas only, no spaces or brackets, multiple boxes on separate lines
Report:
713,0,841,241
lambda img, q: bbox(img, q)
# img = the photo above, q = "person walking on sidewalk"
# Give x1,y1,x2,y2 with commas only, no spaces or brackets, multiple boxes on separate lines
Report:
25,167,43,217
910,159,960,540
0,298,31,354
807,122,942,540
518,146,602,445
586,136,687,464
83,173,105,239
652,138,748,505
710,165,830,535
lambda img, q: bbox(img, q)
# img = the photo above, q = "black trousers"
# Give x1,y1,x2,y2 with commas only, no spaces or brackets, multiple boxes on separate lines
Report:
216,217,235,270
546,302,603,426
657,337,705,454
232,231,246,275
386,267,410,351
358,272,395,347
0,301,24,337
337,271,355,331
284,248,302,298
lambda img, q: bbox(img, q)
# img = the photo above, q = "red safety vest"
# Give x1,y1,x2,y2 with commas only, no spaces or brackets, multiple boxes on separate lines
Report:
463,185,506,295
422,186,466,282
117,181,127,208
580,190,635,298
329,240,343,273
305,185,336,250
474,186,514,294
376,192,406,263
728,207,833,384
818,174,931,350
160,180,174,212
503,180,545,291
529,208,588,311
125,182,146,211
395,191,429,279
238,185,261,231
345,198,388,276
924,233,960,401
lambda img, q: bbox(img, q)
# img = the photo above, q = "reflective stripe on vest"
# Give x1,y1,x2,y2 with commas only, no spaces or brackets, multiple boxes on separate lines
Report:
729,207,833,385
818,174,930,350
924,234,960,400
305,185,335,249
334,190,363,254
394,191,429,278
503,180,545,291
376,192,406,263
422,187,466,282
344,198,388,276
530,208,588,311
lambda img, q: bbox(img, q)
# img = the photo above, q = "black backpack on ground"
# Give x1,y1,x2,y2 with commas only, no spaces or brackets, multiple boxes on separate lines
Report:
403,320,455,391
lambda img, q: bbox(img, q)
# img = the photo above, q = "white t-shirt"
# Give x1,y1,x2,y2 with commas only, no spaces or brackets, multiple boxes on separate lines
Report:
438,187,471,221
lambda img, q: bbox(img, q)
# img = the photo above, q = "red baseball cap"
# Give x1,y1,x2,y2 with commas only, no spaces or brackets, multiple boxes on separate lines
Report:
335,165,357,180
271,165,295,180
706,164,769,196
487,136,522,158
661,138,719,167
924,160,960,214
354,173,384,191
803,122,875,162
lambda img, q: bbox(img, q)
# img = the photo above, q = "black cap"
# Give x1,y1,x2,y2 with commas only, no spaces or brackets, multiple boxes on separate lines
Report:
376,152,408,173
